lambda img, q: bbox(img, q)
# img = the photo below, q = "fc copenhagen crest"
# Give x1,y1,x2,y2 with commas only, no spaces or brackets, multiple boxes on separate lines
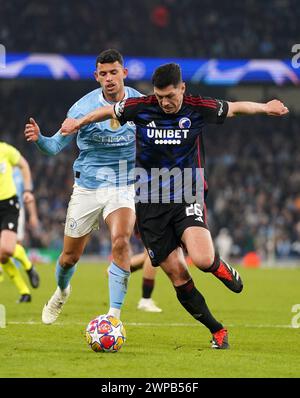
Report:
179,117,191,129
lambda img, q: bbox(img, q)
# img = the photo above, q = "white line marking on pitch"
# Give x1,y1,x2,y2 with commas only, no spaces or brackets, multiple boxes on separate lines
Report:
7,321,293,329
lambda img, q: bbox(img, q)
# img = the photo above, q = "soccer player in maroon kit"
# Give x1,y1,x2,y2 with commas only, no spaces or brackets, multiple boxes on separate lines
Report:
60,63,288,349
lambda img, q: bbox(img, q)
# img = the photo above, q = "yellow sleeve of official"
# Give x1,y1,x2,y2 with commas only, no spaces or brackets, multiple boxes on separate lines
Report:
0,142,21,200
6,143,21,166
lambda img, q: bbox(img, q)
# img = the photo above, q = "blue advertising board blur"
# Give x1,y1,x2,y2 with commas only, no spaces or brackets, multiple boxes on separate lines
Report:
0,53,299,85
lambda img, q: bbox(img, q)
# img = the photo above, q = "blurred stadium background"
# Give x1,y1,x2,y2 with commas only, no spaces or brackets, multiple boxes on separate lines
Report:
0,0,299,267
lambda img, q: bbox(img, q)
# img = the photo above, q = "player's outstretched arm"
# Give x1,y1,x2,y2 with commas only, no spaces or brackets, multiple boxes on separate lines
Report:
61,105,115,136
227,99,289,117
24,117,74,155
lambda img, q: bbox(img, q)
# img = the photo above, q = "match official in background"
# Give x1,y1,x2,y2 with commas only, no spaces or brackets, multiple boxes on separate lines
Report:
0,141,38,302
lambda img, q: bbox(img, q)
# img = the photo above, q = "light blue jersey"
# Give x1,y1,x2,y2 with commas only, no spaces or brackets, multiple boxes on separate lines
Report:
13,167,24,207
35,86,143,189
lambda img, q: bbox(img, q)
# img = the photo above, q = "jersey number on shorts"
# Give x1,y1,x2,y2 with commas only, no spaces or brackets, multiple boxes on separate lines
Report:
185,204,203,222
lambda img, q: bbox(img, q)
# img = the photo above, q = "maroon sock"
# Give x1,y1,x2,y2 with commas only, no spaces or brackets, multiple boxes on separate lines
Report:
142,278,154,299
175,279,223,333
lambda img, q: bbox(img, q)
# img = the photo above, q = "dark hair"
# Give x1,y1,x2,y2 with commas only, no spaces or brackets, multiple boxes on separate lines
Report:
151,63,182,88
95,49,124,67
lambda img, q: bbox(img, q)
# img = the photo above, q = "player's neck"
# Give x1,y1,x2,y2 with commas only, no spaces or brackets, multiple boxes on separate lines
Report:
174,97,184,114
103,89,126,104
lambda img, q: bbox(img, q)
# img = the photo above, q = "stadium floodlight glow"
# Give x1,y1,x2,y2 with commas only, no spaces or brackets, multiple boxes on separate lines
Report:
0,44,6,69
291,44,300,69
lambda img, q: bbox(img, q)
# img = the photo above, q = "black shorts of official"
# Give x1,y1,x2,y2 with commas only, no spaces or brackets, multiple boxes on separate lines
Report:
0,195,20,233
135,202,209,267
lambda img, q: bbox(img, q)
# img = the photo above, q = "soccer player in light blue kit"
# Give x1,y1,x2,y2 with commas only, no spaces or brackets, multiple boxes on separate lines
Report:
24,49,142,323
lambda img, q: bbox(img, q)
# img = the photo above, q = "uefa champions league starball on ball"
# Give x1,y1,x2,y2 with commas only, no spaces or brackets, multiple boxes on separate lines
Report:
85,314,126,353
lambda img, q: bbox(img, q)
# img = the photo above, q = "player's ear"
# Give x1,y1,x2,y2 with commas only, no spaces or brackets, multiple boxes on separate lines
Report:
94,70,99,82
181,82,186,93
123,67,129,79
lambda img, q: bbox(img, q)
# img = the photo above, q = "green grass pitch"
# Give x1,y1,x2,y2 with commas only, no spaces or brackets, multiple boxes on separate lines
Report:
0,263,300,378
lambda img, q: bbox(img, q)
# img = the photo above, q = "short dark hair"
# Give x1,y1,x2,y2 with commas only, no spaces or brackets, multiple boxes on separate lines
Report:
96,49,124,67
151,63,182,88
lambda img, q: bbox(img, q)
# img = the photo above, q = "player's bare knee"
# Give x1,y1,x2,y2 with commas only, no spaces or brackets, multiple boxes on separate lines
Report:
0,249,13,263
162,264,190,285
111,235,130,257
193,254,214,270
60,252,80,268
0,254,9,263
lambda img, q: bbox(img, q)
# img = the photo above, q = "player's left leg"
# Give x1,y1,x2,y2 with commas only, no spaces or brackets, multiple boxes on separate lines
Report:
16,208,39,288
1,258,31,302
14,243,40,288
160,248,229,349
181,227,243,293
0,230,31,302
105,207,135,319
137,254,162,312
42,233,90,324
135,203,229,348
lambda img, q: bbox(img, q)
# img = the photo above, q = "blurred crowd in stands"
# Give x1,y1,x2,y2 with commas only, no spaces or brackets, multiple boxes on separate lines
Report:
1,0,299,261
0,80,299,261
1,0,298,59
206,114,300,261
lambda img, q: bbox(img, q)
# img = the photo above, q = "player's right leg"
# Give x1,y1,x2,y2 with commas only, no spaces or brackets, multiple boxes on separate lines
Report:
42,234,89,324
105,206,136,319
42,185,101,324
182,227,243,293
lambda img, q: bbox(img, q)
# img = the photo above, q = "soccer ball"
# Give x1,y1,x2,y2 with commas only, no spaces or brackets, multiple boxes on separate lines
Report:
85,314,126,353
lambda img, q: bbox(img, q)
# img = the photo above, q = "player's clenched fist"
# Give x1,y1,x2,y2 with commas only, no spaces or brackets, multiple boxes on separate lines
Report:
60,118,81,136
24,118,40,142
264,99,289,116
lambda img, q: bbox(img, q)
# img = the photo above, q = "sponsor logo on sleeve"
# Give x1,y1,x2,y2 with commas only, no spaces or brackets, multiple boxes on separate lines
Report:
217,101,224,116
114,100,126,118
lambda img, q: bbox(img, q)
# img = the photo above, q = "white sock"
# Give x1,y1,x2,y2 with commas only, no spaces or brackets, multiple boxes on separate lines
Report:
107,307,121,319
